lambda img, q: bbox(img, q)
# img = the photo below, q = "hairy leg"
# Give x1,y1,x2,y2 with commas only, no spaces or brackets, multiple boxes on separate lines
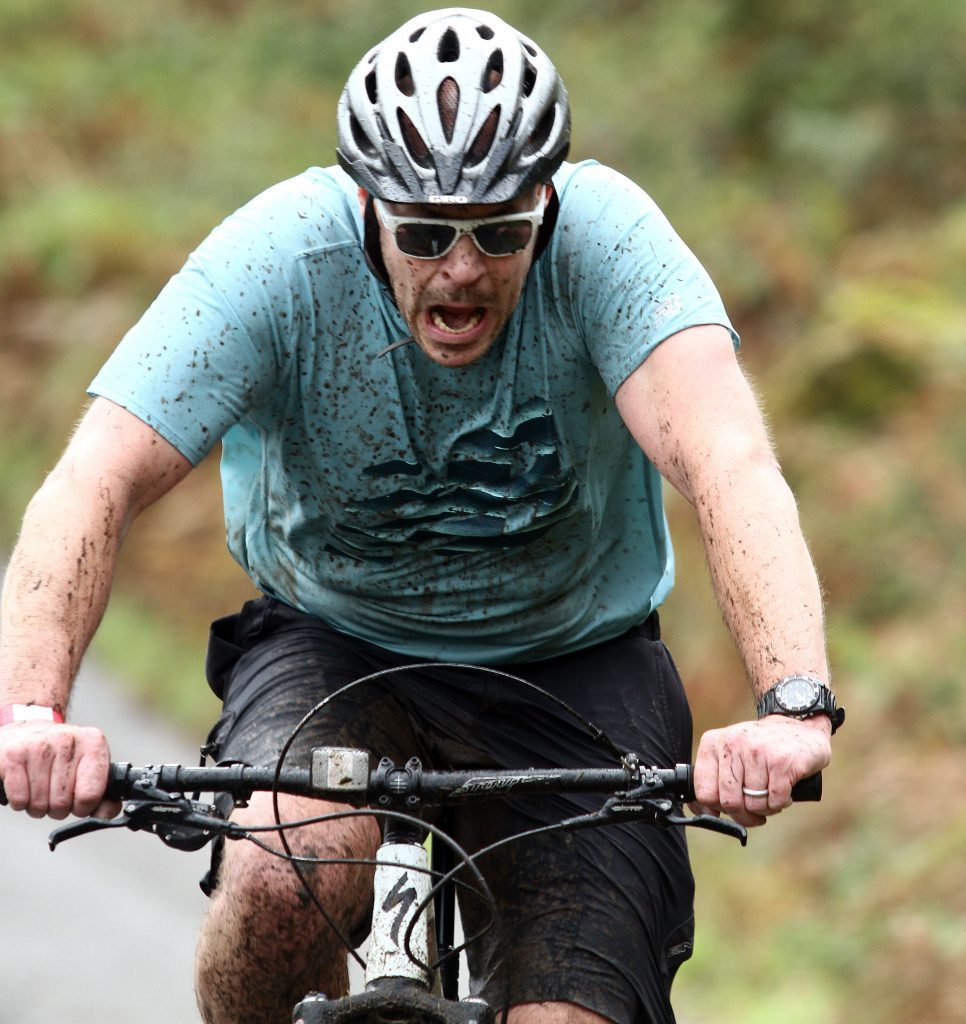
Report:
508,1003,613,1024
195,792,379,1024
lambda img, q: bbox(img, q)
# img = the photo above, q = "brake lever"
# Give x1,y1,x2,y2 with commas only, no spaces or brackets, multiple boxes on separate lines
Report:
48,797,240,853
663,810,748,845
604,791,749,845
48,814,133,850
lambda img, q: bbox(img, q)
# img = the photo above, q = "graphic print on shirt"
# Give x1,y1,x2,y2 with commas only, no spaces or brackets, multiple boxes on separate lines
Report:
325,398,579,561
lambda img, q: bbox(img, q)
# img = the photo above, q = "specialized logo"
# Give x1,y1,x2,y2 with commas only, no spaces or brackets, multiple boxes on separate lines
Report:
382,871,419,947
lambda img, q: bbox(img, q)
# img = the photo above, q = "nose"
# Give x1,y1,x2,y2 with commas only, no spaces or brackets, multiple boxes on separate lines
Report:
439,233,487,286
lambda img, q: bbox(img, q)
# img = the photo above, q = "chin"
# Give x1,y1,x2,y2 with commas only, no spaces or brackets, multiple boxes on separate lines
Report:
416,336,496,367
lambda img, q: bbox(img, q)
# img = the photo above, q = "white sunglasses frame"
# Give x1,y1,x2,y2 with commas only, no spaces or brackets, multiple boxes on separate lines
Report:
373,190,547,260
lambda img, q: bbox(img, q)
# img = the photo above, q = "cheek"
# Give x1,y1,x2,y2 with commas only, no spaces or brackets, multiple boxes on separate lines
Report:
498,259,530,304
384,253,426,310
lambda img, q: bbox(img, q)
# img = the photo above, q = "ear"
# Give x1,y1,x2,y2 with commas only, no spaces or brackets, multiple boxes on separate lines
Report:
357,187,370,220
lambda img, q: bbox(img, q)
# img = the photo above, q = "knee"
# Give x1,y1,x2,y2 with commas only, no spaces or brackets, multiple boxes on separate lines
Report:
219,841,311,924
216,844,343,939
212,812,377,940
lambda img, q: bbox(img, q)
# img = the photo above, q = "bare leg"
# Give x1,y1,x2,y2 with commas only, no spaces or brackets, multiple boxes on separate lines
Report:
508,1004,613,1024
195,793,379,1024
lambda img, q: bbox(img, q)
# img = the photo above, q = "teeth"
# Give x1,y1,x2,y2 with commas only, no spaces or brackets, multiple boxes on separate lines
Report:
431,309,483,335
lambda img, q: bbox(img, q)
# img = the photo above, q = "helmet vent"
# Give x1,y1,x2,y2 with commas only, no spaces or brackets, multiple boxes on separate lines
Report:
522,106,555,156
395,53,415,96
438,77,460,142
465,105,500,168
397,109,433,168
482,50,504,92
364,69,378,104
337,11,571,203
350,114,377,158
522,60,537,98
437,27,460,63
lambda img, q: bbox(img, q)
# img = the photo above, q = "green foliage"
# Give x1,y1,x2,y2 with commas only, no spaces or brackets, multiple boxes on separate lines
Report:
1,2,964,1022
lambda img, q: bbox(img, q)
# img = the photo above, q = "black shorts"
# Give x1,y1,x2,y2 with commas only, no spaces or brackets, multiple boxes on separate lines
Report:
203,597,695,1024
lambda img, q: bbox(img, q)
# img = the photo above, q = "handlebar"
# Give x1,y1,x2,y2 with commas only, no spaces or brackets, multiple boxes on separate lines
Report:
0,751,822,810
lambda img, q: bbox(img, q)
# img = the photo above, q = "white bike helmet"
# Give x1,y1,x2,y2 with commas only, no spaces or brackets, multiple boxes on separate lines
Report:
337,8,570,204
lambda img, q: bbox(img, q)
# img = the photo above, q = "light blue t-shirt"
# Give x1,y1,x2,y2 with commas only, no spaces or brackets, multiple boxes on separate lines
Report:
90,160,736,662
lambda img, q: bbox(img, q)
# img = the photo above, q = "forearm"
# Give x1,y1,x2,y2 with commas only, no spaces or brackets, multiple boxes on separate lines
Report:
0,468,125,710
693,448,829,700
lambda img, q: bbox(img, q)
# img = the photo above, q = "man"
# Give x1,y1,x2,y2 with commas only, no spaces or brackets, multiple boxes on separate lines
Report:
0,9,842,1024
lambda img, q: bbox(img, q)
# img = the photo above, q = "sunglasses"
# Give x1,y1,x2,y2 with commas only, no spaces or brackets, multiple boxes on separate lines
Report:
373,191,547,260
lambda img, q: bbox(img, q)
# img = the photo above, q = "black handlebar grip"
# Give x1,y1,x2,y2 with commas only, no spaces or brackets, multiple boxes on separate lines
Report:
790,772,822,801
0,780,6,806
104,762,130,802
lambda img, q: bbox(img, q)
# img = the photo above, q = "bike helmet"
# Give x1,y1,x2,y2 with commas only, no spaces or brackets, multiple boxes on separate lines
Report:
337,8,570,204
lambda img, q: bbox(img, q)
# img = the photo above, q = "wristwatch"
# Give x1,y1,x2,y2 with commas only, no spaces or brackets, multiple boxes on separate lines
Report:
756,676,845,733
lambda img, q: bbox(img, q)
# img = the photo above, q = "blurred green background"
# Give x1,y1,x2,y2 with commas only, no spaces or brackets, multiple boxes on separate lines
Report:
1,1,964,1021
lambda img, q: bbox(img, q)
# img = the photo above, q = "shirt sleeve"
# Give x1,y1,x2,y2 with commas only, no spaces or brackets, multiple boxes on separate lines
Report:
550,162,739,396
88,172,342,464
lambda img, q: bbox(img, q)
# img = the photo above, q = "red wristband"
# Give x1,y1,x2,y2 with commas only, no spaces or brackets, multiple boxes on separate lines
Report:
0,703,65,726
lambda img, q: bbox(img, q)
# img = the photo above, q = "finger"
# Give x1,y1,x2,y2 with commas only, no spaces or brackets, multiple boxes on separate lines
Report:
692,730,721,809
25,733,57,819
0,762,29,812
719,743,770,828
92,797,122,820
47,731,78,820
739,787,772,826
739,753,771,812
72,731,111,818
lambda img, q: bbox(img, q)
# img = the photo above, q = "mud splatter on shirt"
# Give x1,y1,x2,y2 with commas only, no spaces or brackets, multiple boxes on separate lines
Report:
89,161,736,662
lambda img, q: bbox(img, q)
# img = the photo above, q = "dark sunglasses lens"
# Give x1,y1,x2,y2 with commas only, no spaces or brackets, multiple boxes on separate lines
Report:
395,223,457,258
473,220,534,256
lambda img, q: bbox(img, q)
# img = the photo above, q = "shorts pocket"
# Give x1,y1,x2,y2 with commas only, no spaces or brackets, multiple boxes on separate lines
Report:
204,596,274,699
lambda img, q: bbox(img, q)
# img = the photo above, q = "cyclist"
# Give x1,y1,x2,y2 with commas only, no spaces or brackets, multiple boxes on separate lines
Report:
0,9,842,1024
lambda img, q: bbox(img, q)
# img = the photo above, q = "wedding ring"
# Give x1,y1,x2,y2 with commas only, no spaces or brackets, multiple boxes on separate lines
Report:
742,787,769,798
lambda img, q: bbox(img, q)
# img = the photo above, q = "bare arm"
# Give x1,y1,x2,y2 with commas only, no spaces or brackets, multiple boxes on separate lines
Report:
0,397,193,817
616,324,832,825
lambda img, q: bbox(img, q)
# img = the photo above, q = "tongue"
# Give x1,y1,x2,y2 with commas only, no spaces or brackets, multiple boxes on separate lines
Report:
435,306,481,331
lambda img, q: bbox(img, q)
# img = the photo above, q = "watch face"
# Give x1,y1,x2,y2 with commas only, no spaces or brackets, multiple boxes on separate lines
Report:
776,676,821,713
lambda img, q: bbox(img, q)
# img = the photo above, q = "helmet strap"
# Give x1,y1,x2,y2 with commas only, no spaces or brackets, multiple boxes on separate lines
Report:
531,184,560,264
363,194,393,291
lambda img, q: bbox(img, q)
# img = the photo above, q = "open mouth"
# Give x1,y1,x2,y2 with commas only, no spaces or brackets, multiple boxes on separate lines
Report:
429,305,487,336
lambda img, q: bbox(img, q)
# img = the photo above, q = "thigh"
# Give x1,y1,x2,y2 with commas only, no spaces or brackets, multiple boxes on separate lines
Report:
216,790,381,931
201,598,429,915
204,597,430,770
448,625,695,1024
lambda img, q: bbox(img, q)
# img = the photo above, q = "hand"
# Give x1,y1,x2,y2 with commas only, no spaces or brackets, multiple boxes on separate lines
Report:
0,721,119,820
691,715,832,828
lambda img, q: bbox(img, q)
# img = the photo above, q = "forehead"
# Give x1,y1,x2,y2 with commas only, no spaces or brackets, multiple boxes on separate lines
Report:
382,189,537,220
